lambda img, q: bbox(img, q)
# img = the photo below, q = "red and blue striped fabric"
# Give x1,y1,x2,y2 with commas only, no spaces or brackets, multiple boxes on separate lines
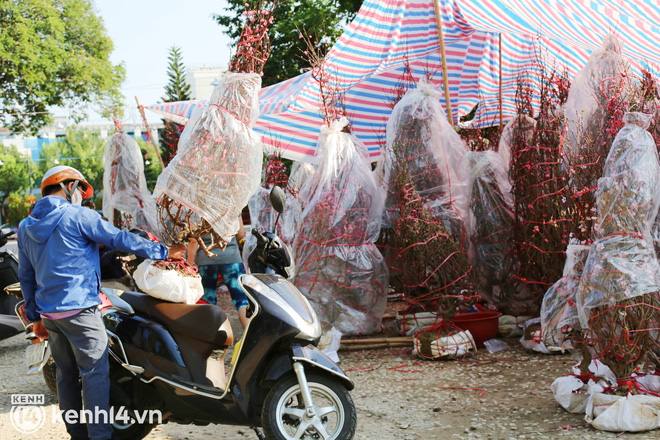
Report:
147,99,208,126
148,0,660,163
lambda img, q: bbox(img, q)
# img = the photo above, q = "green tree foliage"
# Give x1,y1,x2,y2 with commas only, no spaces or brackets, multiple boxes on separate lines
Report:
137,136,163,193
214,0,363,86
38,128,105,200
6,192,35,226
160,46,192,164
0,144,31,219
0,0,125,132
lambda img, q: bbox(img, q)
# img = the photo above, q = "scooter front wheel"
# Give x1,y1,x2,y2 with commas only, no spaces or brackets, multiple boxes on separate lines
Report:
262,371,356,440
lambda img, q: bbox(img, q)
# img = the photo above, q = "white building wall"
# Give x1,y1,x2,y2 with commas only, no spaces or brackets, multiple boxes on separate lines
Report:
186,66,227,100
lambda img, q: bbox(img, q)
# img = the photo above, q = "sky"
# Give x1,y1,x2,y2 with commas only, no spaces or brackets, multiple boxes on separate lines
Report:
59,0,234,125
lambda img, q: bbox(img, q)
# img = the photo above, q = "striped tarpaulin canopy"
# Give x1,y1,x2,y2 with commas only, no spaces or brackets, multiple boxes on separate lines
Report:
147,99,207,125
148,0,660,163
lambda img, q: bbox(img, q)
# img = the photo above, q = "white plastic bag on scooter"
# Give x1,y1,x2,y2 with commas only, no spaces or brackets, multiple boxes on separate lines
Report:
133,259,203,304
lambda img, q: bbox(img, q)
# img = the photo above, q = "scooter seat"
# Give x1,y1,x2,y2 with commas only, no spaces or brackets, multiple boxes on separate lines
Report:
120,291,231,347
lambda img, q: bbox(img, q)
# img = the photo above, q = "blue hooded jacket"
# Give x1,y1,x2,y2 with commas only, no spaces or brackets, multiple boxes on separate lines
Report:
18,196,169,322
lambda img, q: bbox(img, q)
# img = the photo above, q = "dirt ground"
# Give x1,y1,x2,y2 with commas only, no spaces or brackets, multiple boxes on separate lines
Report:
0,291,654,440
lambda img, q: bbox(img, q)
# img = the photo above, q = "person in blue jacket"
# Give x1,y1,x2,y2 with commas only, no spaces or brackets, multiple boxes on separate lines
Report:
18,165,185,440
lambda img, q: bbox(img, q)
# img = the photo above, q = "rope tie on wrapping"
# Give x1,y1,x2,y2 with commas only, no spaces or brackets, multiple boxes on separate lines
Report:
601,231,644,240
210,103,251,129
599,376,660,398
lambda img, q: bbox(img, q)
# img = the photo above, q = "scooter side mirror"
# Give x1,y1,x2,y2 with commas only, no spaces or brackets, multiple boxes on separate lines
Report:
269,185,286,214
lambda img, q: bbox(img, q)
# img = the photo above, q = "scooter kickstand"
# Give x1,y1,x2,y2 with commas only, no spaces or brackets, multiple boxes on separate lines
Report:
251,426,266,439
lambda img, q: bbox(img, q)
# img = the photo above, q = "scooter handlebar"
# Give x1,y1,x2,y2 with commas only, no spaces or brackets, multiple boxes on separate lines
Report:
252,228,268,246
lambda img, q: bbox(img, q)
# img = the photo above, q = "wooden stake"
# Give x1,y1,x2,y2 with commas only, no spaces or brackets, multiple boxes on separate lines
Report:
135,96,166,169
433,0,454,127
499,33,504,131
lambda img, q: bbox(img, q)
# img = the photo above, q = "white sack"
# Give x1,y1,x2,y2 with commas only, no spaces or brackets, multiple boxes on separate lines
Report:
133,259,203,304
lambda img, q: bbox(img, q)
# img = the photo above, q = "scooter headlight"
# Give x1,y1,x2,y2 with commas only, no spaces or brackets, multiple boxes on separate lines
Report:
242,275,321,341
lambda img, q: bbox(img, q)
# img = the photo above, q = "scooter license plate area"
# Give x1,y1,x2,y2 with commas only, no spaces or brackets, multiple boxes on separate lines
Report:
24,341,48,375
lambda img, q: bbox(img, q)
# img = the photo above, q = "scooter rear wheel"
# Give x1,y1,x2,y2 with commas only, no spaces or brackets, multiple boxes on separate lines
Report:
42,356,58,395
262,371,356,440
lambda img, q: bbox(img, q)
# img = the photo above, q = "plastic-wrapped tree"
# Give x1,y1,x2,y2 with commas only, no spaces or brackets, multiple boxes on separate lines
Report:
509,67,570,316
247,154,289,233
466,150,514,308
281,161,315,246
498,114,536,175
540,241,591,349
293,118,388,336
242,154,299,268
575,112,660,379
153,1,277,255
390,170,478,319
384,77,469,244
102,128,159,235
564,34,632,159
563,34,633,243
384,79,476,318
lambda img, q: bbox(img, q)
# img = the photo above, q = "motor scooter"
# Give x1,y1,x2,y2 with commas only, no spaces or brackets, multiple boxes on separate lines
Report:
17,186,357,440
0,228,23,340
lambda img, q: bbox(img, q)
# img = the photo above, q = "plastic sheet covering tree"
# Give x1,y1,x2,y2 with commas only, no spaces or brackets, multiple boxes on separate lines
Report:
466,150,514,307
497,114,536,175
381,79,476,319
562,35,633,244
563,35,633,159
508,66,570,316
281,161,315,246
243,155,298,271
575,112,660,378
245,160,316,267
102,131,159,235
293,118,388,336
382,78,469,240
540,241,590,349
153,72,263,253
152,1,275,255
247,155,289,234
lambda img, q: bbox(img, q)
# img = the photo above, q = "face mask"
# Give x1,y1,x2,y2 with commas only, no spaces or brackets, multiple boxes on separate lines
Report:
71,190,83,206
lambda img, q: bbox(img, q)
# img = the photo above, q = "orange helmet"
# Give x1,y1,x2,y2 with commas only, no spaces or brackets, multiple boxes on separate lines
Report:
41,166,93,199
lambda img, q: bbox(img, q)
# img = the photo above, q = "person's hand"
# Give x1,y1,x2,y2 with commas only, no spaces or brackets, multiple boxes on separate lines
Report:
167,245,187,260
32,321,49,340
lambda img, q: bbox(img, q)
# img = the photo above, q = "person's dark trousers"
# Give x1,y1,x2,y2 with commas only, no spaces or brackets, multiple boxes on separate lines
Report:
43,307,113,440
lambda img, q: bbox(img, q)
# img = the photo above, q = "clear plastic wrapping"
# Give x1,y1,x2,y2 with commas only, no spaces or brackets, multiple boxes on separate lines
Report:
248,186,277,232
498,114,536,174
576,112,660,328
293,118,388,336
563,34,633,157
540,242,591,347
594,112,660,238
243,161,315,273
281,161,315,245
102,131,159,235
466,150,514,287
153,72,263,243
383,78,469,240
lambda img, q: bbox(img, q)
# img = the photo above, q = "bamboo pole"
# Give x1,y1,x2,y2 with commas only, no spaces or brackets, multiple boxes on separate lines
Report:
135,96,166,169
339,343,412,352
499,33,503,131
341,337,413,344
432,0,454,127
339,338,413,351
